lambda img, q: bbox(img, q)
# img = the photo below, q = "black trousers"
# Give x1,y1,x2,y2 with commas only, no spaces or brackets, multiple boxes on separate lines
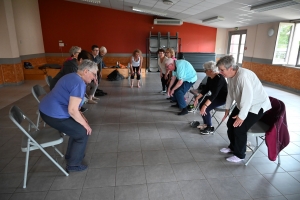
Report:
131,67,140,80
227,106,264,159
161,73,168,91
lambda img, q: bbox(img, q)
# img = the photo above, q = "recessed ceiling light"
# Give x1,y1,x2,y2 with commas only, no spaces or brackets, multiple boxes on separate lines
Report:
163,0,174,5
82,0,100,4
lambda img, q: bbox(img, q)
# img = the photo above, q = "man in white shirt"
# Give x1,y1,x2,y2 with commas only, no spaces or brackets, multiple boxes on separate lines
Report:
216,55,271,163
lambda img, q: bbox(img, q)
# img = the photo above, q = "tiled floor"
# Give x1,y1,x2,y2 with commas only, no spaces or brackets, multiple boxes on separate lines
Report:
0,73,300,200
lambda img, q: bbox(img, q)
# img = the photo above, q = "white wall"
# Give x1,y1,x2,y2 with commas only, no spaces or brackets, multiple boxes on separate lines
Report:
215,28,227,55
223,22,279,60
12,0,45,55
0,0,19,58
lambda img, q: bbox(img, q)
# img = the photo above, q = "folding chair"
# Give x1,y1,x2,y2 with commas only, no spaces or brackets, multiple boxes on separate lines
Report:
245,97,289,166
31,85,47,127
211,102,237,135
187,76,208,109
244,121,271,165
45,75,53,87
9,106,68,188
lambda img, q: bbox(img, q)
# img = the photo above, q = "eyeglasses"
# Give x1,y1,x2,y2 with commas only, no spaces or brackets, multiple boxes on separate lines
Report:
88,70,97,77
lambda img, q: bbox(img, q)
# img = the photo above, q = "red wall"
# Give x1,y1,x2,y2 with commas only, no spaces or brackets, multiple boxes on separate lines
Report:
38,0,216,54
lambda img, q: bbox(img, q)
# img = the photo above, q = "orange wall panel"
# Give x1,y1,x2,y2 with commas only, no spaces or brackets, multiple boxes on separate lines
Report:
38,0,216,54
243,61,300,91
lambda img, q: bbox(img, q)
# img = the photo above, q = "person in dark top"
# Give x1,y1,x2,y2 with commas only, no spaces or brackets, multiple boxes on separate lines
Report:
91,45,107,96
50,50,93,90
194,61,228,135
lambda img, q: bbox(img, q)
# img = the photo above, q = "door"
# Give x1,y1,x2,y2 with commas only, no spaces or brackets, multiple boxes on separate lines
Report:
227,30,247,65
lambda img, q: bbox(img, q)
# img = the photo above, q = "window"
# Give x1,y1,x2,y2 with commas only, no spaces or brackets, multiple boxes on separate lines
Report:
227,30,247,65
273,22,300,66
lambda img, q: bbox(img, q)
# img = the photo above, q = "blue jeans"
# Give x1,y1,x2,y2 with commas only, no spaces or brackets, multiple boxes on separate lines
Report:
172,81,194,109
40,111,89,166
199,98,226,126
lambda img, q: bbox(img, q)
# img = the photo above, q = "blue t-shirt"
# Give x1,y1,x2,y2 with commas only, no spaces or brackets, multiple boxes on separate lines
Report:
172,60,197,83
39,73,86,118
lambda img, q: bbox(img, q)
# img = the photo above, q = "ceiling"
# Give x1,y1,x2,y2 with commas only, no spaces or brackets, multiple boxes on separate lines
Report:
67,0,300,28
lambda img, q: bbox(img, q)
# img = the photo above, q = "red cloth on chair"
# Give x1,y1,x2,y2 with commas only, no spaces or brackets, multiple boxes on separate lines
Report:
260,97,290,161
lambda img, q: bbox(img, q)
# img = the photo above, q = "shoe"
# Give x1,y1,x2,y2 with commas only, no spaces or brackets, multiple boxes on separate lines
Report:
197,124,207,130
170,100,177,103
187,105,196,112
87,99,97,104
220,147,232,153
66,164,88,172
166,97,171,100
200,126,214,135
92,96,100,100
96,89,103,92
80,107,88,113
159,90,166,93
171,104,179,107
178,108,188,115
226,156,244,163
95,91,105,96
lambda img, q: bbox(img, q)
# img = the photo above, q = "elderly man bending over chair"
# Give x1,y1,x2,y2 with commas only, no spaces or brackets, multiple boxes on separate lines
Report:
166,58,197,115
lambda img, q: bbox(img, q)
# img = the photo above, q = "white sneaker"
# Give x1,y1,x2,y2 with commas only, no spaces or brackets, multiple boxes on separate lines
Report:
220,147,232,153
159,90,166,93
226,156,244,163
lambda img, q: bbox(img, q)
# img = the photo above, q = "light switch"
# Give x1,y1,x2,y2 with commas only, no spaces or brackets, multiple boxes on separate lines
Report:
59,42,64,47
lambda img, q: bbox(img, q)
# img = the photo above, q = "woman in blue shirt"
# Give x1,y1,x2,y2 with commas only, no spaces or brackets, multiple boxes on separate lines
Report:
39,60,98,172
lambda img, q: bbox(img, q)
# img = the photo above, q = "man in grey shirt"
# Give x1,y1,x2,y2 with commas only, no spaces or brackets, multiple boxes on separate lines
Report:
216,55,271,163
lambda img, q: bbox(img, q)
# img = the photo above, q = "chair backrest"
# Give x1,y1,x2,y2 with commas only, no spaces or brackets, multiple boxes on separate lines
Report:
9,106,38,133
32,85,47,103
45,75,53,86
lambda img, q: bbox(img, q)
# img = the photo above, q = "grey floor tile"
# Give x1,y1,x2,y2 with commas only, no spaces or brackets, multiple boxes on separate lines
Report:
0,173,24,193
50,171,87,190
116,166,146,186
166,149,195,163
89,153,118,168
171,162,205,181
207,177,252,200
45,189,81,200
162,138,187,149
197,160,233,179
178,179,219,200
142,150,169,165
273,155,300,172
158,129,181,139
117,151,143,166
288,171,300,182
80,187,114,200
97,132,119,142
9,191,47,200
285,193,300,200
118,139,141,152
93,141,118,153
263,172,300,195
115,184,149,200
140,139,164,151
1,156,39,174
147,182,184,200
83,168,116,188
190,148,226,161
182,137,209,149
254,196,288,200
139,130,161,140
145,164,176,183
118,130,139,141
236,174,282,199
0,193,12,200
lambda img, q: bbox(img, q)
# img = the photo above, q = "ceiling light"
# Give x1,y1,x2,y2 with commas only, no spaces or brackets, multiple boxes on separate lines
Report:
132,7,167,16
202,16,225,24
163,0,174,5
81,0,100,4
250,0,300,12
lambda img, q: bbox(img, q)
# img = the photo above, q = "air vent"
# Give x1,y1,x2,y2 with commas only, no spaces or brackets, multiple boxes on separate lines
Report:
154,19,183,26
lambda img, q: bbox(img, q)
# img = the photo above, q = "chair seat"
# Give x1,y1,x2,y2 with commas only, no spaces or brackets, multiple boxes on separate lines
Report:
21,128,63,152
214,104,226,111
189,89,200,96
247,121,270,137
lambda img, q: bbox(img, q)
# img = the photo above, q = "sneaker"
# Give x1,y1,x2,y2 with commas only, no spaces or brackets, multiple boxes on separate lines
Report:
220,147,232,153
159,90,166,93
200,126,214,135
226,156,244,163
66,164,88,172
171,104,179,108
178,108,188,115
